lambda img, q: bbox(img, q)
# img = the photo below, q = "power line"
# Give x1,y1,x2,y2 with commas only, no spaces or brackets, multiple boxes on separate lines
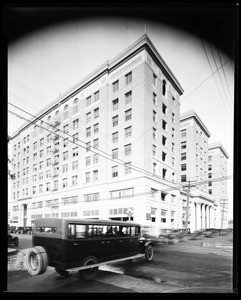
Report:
8,106,181,190
201,40,233,125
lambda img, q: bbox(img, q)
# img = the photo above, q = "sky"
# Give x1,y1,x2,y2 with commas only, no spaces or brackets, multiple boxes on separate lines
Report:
7,17,235,219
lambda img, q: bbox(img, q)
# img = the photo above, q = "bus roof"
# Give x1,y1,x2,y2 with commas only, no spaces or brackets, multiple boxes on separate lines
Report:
33,218,141,227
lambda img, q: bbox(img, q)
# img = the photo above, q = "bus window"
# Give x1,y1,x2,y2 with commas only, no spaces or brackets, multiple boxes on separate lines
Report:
76,225,86,238
130,226,136,236
106,225,120,237
135,226,140,236
36,226,57,233
120,226,130,236
68,224,75,239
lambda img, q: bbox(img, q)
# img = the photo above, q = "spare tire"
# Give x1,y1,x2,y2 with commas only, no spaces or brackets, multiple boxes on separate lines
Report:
35,246,48,274
25,247,46,276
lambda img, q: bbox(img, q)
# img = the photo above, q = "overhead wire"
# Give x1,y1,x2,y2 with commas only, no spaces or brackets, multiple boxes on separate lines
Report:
8,105,182,191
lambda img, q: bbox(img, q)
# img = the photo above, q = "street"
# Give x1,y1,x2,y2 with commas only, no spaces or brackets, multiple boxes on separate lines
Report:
5,233,234,293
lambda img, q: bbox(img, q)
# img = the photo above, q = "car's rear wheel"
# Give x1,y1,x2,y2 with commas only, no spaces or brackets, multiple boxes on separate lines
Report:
145,245,154,262
79,256,98,281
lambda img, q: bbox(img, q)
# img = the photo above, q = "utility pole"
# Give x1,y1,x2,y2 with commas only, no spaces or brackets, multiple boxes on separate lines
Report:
220,199,228,229
183,180,196,231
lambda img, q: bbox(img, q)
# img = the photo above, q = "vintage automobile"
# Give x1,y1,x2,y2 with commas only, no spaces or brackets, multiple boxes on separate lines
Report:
25,218,154,280
8,224,19,247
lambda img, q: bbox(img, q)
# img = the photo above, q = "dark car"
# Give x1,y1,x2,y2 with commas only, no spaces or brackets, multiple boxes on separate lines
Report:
23,226,33,234
25,218,154,280
203,228,218,237
10,226,17,233
8,233,19,247
15,226,25,234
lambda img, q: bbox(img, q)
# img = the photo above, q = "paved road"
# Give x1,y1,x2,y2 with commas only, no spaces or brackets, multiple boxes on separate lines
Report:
5,233,234,294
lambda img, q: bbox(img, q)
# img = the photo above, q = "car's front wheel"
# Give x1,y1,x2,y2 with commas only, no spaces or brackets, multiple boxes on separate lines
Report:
145,244,154,262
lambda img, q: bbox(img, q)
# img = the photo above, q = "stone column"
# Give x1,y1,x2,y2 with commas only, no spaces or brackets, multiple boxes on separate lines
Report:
202,204,206,229
196,202,201,230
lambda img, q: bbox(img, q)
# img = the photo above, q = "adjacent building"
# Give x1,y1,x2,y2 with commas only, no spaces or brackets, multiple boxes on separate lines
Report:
208,142,229,228
8,34,185,235
180,110,216,231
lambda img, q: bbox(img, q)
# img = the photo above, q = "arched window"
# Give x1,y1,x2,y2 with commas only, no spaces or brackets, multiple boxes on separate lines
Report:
74,98,79,105
64,104,69,111
55,110,60,117
162,79,166,96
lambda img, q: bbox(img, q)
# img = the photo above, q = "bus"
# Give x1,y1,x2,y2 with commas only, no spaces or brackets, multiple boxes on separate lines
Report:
25,218,154,280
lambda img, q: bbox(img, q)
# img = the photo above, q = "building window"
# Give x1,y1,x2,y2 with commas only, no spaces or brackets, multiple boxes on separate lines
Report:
113,80,119,92
86,112,91,123
172,157,175,167
85,172,90,183
162,151,167,162
112,132,118,143
73,133,78,143
94,107,99,118
162,120,167,131
39,184,43,193
39,161,44,169
112,115,118,127
125,144,131,156
161,192,167,201
172,128,175,138
73,119,79,130
172,113,175,124
72,160,78,170
113,98,118,110
93,170,98,181
153,73,157,86
208,173,212,178
86,142,91,152
86,127,91,137
46,182,50,192
47,158,51,167
112,148,118,159
63,151,68,160
181,164,186,171
153,144,156,156
162,103,167,115
162,168,167,179
93,138,99,149
153,127,156,140
125,109,132,121
73,147,78,157
162,80,167,96
86,156,91,166
63,164,68,173
93,154,99,164
110,188,134,199
86,96,91,107
125,71,132,85
181,153,186,161
162,135,167,146
72,175,78,186
208,165,212,171
125,91,132,104
208,156,212,161
63,124,69,134
153,93,157,106
153,110,157,122
181,175,187,182
39,172,43,180
94,91,99,102
153,162,156,174
181,129,186,137
125,162,131,174
84,193,100,202
94,123,99,134
125,126,132,138
62,178,67,188
181,141,186,149
112,166,118,177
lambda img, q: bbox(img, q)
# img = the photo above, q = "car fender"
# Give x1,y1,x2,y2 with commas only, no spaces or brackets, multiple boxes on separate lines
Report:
144,240,154,248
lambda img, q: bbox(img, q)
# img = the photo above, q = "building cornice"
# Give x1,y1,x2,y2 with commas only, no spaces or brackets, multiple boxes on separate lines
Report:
208,142,229,159
11,33,184,140
180,109,211,138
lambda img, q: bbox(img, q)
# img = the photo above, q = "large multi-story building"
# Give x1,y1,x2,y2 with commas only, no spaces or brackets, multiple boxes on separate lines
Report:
9,33,185,235
208,142,229,228
180,110,217,231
